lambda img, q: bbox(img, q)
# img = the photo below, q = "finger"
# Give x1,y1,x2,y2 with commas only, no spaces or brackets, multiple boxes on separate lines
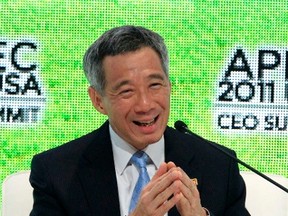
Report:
146,167,182,195
141,168,182,209
147,165,181,192
167,161,176,170
136,171,182,215
177,179,199,202
156,191,182,215
172,168,204,214
154,162,177,181
175,168,201,205
178,167,197,192
149,178,182,212
134,188,182,216
151,162,168,181
175,181,202,214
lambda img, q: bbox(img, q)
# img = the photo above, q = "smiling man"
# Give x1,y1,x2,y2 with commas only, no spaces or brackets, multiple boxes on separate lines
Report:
29,26,250,216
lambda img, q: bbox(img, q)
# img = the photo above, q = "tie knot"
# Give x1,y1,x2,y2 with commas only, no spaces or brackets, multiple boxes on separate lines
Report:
130,151,149,170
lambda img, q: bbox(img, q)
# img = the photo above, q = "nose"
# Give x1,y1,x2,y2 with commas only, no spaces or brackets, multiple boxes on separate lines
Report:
134,90,153,113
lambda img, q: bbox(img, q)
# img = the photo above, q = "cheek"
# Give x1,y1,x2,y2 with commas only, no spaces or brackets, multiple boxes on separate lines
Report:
157,92,170,107
104,99,133,117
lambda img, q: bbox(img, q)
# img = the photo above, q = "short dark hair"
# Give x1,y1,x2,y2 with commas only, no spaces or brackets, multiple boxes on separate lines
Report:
83,25,169,95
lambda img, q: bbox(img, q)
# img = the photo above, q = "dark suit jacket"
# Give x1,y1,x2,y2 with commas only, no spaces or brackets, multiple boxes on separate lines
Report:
30,121,250,216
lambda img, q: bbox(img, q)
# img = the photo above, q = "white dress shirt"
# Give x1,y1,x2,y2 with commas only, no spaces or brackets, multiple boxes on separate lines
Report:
109,125,166,216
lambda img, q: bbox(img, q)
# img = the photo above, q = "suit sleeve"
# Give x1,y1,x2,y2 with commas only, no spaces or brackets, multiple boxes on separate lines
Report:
29,154,66,216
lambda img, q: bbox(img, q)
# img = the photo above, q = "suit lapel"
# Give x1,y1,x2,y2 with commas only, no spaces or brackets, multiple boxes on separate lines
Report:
164,127,203,216
77,121,121,215
164,126,202,179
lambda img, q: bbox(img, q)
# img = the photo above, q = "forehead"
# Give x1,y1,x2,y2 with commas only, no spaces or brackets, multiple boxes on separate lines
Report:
102,47,164,77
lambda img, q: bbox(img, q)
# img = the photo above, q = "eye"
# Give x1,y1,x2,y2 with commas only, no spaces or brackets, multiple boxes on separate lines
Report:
120,89,131,93
119,89,133,98
150,82,163,89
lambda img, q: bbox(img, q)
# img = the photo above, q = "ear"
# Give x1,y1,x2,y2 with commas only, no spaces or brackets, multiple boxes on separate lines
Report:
88,86,107,115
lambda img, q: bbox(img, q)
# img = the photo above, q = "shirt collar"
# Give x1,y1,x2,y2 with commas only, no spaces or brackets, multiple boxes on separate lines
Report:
109,125,165,175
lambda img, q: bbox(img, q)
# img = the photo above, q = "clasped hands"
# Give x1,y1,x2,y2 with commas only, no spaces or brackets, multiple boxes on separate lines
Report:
129,162,206,216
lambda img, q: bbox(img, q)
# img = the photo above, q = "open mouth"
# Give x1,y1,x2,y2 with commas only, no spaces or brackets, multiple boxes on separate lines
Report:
133,115,159,127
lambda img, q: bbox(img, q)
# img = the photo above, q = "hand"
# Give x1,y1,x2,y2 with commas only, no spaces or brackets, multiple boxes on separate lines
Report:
130,162,183,216
170,165,206,216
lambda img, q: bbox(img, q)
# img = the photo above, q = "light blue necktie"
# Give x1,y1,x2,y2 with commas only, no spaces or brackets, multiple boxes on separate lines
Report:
129,151,150,213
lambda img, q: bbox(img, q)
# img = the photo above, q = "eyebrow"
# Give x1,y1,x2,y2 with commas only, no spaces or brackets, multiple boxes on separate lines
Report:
148,73,165,81
112,80,131,91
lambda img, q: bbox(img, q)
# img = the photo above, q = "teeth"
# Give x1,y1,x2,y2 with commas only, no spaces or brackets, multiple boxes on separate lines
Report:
138,121,154,126
135,118,156,126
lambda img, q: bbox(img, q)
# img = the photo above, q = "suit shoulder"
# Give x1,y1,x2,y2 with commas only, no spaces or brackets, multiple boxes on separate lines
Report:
32,128,101,162
165,126,236,159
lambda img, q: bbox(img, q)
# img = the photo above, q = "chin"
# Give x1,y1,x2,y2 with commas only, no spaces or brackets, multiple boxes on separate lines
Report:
145,135,163,145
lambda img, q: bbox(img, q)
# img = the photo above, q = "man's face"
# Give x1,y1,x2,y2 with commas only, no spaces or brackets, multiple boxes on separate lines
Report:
89,47,171,149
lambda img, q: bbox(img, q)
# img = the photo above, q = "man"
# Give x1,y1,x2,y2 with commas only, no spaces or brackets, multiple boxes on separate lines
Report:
30,25,250,216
